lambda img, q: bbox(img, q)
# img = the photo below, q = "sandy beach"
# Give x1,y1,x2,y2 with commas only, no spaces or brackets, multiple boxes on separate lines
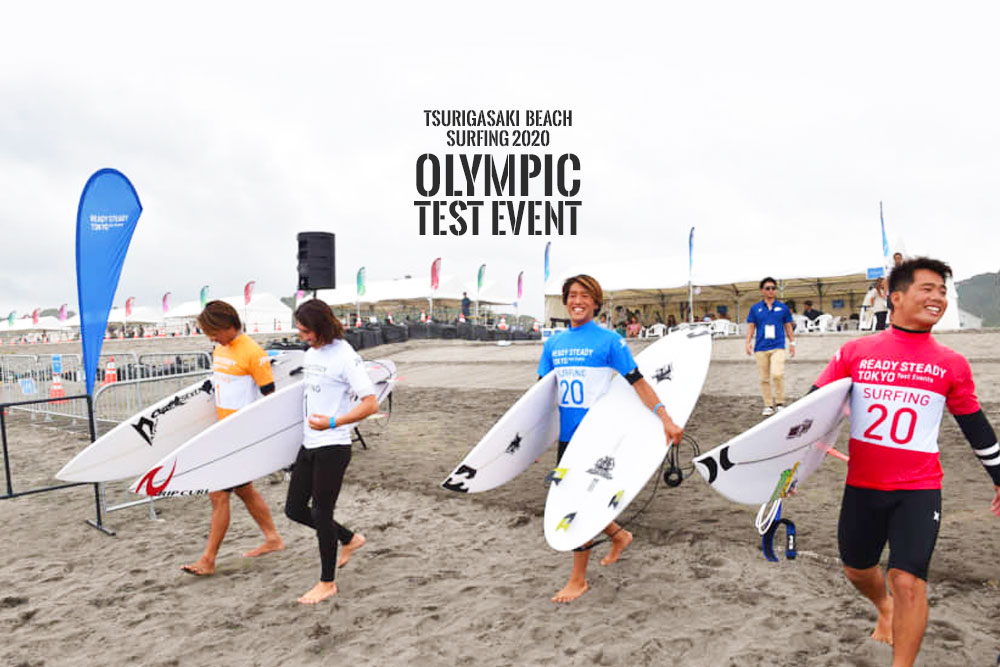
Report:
1,331,998,666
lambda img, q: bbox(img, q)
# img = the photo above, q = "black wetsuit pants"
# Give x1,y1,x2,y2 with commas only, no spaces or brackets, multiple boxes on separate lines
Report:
285,444,354,582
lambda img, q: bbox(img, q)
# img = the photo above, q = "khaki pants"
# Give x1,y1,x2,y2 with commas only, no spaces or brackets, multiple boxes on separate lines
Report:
754,349,787,407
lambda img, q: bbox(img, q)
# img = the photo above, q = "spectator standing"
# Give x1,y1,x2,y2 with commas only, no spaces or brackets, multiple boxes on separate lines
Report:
863,278,890,331
461,292,471,320
745,277,796,416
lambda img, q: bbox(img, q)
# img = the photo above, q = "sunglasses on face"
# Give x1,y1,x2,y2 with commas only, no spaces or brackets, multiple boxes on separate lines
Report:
763,286,777,291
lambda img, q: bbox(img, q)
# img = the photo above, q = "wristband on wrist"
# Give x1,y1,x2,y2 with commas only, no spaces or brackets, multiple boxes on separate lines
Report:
653,402,664,415
789,341,796,346
329,416,336,429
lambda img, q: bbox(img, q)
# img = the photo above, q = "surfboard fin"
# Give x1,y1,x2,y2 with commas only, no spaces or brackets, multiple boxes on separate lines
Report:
545,467,568,485
555,512,576,531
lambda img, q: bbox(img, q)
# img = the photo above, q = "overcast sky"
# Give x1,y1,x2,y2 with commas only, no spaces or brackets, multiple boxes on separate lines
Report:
2,2,998,319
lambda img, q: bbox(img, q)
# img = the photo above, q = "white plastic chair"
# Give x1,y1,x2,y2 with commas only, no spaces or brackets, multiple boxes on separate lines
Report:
709,318,736,337
808,313,833,332
858,306,875,331
793,314,809,334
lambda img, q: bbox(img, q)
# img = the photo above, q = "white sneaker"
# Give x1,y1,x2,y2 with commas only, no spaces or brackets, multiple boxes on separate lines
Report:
775,404,785,412
762,406,775,416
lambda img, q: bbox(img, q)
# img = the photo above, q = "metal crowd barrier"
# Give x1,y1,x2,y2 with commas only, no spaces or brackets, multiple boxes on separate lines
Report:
0,351,213,525
1,393,113,535
92,368,214,519
0,351,210,425
92,367,212,432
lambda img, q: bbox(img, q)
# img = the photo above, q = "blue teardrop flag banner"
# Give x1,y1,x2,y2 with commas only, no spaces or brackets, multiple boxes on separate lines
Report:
76,169,142,394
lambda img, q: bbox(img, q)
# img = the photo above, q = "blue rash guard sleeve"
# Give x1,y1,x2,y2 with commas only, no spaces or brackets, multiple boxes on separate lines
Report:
537,337,555,377
607,334,639,378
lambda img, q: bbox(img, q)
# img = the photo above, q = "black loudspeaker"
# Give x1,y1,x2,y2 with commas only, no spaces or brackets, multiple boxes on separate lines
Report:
297,232,336,290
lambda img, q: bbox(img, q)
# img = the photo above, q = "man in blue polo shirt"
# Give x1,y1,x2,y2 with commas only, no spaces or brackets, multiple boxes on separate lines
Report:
745,276,796,416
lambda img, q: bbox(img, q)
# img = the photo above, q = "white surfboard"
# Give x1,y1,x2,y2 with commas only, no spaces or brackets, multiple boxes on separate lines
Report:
441,371,559,493
55,349,306,483
129,359,396,496
544,328,712,551
692,377,852,505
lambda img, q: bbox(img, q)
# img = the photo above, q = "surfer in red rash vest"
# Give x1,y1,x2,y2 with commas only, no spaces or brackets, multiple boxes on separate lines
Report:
812,258,1000,667
539,275,684,602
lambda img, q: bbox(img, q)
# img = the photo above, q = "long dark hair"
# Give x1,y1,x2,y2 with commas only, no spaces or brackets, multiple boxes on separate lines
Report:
197,300,241,334
295,299,344,345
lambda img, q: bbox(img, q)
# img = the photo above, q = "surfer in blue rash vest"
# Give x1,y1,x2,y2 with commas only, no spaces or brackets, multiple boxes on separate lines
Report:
285,299,377,604
539,275,685,602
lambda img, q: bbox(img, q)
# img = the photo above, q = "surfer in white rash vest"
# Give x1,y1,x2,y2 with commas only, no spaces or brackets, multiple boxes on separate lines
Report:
181,301,285,576
539,275,684,602
812,257,1000,667
285,299,376,604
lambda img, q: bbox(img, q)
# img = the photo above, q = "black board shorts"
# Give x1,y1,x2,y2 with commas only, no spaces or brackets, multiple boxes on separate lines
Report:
222,482,252,493
838,485,942,581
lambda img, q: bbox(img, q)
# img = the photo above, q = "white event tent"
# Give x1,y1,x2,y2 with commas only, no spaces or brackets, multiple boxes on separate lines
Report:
544,251,969,330
161,292,293,334
314,274,512,320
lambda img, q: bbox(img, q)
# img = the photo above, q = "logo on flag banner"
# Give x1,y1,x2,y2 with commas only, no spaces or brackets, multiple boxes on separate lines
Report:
431,258,441,291
76,168,143,394
244,281,255,305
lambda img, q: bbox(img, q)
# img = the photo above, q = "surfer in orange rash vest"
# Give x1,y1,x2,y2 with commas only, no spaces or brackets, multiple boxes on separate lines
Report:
181,301,284,575
539,275,684,602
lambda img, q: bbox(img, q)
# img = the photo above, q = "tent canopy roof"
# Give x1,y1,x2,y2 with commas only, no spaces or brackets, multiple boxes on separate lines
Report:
316,275,512,308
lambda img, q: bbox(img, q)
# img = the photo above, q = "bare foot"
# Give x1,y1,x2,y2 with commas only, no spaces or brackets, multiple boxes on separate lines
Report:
243,537,285,558
338,533,366,568
871,596,894,644
551,579,589,603
181,558,215,576
600,529,633,566
298,581,338,604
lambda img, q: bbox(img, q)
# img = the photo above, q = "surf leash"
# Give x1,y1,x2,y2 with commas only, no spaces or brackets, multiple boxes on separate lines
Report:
754,461,799,535
575,434,700,552
664,432,700,487
824,446,849,462
761,506,797,562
